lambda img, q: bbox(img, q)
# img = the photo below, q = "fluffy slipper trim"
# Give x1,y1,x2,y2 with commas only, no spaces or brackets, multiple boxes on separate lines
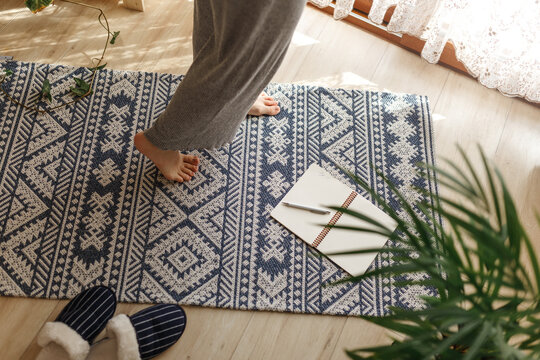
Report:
37,322,90,360
106,314,141,360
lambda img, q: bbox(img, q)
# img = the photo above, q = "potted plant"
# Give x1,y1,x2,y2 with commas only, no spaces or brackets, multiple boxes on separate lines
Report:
330,147,539,359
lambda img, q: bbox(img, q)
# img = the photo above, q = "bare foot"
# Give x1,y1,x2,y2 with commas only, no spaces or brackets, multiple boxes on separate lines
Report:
248,92,280,116
134,132,199,183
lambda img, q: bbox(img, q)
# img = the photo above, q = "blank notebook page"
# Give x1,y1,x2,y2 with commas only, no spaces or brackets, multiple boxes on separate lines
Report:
271,164,396,276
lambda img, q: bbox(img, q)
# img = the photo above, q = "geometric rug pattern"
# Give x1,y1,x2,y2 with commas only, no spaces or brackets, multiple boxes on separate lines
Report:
0,61,437,316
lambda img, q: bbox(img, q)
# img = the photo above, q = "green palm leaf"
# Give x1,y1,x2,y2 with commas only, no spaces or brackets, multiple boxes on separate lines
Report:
332,147,539,359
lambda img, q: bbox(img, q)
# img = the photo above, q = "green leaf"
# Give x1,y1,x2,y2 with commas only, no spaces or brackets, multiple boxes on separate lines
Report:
324,246,411,257
70,77,92,97
496,168,523,258
374,167,437,250
3,69,13,77
363,316,433,337
329,263,428,287
340,165,428,252
480,148,503,229
458,145,489,208
321,224,395,239
345,349,366,360
327,147,539,360
25,0,53,13
110,31,120,44
348,338,429,359
40,78,52,102
88,63,107,72
421,161,477,200
325,206,394,232
430,320,482,357
392,278,448,290
523,212,540,293
74,78,88,89
463,321,491,360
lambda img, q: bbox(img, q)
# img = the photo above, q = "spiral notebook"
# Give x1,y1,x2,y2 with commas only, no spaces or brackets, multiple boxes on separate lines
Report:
270,164,397,276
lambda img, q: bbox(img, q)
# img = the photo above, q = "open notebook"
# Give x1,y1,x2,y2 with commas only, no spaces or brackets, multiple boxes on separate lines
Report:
270,164,397,276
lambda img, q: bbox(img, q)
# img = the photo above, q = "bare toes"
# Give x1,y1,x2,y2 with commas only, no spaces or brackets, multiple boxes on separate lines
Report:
184,155,199,165
163,173,180,182
179,172,191,181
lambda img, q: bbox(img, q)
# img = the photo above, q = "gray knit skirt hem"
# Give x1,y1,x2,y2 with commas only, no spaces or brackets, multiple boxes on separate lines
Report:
142,0,306,151
143,125,235,152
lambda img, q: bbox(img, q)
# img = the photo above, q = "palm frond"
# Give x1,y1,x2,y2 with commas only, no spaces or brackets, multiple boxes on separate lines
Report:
331,147,539,359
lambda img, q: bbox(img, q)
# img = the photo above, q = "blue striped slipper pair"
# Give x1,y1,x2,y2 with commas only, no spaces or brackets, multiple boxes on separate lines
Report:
36,286,186,360
88,304,187,360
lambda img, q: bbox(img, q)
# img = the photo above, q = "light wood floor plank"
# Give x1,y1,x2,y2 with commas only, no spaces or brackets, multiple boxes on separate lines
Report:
147,306,254,360
370,43,451,106
105,0,195,74
231,312,346,360
329,318,394,360
0,297,58,360
493,99,540,248
123,0,145,12
21,299,70,360
0,1,24,33
431,71,514,160
0,1,118,66
275,10,389,88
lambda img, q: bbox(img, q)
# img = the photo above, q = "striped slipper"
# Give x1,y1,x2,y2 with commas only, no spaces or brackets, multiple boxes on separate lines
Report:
36,286,117,360
87,304,187,360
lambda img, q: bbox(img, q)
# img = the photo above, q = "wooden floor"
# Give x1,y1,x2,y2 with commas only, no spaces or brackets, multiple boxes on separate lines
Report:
1,1,538,359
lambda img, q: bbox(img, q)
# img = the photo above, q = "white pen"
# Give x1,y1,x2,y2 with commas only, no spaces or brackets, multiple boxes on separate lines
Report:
282,202,331,215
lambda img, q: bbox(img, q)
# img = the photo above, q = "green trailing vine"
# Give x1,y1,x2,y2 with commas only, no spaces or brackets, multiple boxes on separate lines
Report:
0,0,120,114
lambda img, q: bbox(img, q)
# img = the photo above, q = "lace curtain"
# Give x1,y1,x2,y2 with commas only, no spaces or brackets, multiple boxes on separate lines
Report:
309,0,540,103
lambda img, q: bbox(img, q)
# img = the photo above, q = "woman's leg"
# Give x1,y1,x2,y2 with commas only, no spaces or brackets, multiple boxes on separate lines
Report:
194,0,281,117
135,0,306,181
192,0,214,59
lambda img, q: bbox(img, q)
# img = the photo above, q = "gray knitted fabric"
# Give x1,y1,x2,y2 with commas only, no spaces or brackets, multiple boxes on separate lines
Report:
143,0,306,151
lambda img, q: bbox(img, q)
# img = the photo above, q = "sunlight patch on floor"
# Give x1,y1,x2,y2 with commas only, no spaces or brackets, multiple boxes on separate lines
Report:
432,113,446,122
0,8,25,17
291,31,319,47
294,72,380,91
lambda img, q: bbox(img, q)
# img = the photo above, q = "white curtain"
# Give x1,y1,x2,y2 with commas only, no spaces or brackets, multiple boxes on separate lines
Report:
309,0,540,103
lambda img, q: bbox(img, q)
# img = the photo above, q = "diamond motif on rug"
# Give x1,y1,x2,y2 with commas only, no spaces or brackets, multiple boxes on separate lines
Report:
0,61,438,315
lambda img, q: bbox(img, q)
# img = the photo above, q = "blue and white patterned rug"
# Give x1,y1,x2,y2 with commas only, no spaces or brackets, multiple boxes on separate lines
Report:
0,61,437,316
